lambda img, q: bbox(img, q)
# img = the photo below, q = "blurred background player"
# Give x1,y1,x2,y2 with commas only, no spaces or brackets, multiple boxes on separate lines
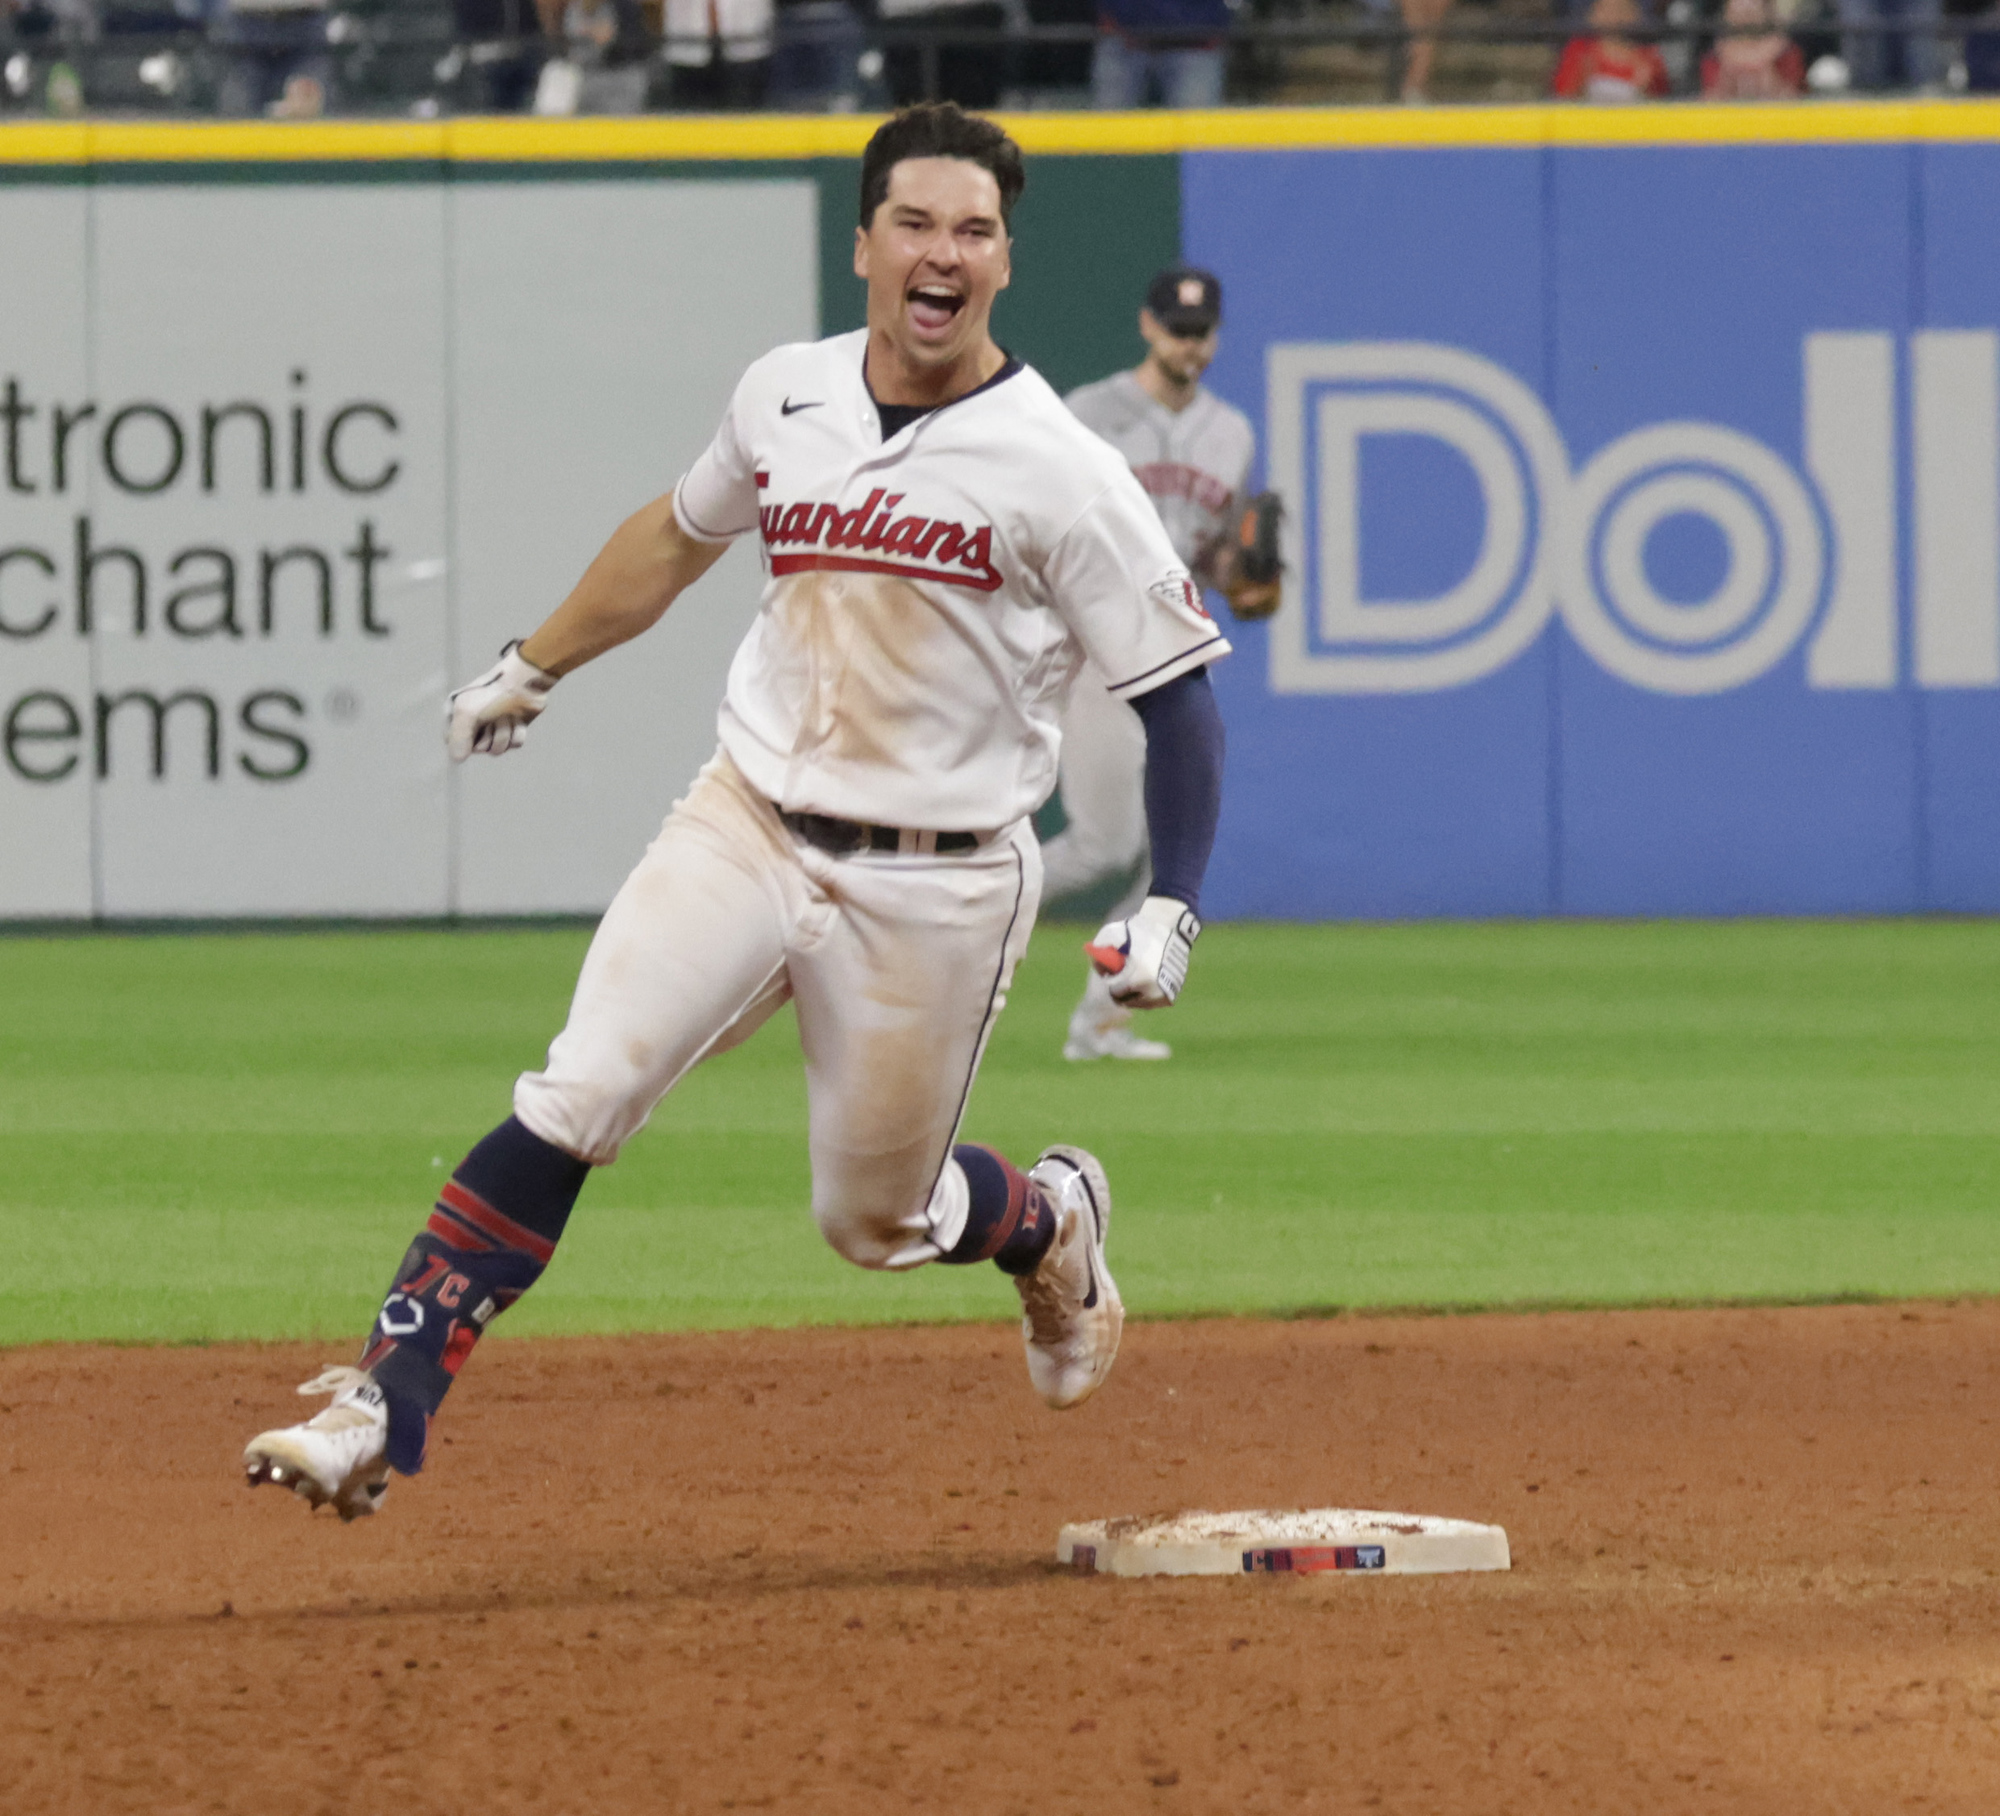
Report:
1048,265,1277,1062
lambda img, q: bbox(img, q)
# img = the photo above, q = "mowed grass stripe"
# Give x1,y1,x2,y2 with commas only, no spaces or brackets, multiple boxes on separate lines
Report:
4,919,2000,1345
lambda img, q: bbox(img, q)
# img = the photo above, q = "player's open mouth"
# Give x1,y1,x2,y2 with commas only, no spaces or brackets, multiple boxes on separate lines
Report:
908,287,965,332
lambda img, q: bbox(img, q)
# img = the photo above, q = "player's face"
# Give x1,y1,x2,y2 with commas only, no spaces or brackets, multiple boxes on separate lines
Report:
1139,306,1219,386
855,158,1012,381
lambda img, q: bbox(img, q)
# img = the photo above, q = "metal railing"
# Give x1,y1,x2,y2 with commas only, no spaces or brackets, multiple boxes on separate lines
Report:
0,8,1988,117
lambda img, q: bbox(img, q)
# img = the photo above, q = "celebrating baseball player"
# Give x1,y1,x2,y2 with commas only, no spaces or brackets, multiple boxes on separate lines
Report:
242,103,1231,1521
1046,267,1279,1063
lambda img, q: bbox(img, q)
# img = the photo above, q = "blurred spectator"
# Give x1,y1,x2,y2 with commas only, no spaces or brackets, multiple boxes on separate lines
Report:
3,0,96,113
661,0,772,103
1968,5,2000,89
1397,0,1449,101
1836,0,1940,88
532,0,653,109
1019,0,1091,96
214,0,328,115
1091,0,1228,106
767,0,868,105
444,0,549,113
1553,0,1670,95
876,0,1007,105
1701,0,1803,92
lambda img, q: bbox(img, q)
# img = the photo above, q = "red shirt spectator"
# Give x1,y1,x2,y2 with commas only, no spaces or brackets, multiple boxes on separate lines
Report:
1701,0,1805,96
1553,0,1672,98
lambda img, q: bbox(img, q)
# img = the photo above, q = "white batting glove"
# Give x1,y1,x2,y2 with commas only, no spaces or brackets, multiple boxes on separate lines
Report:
446,641,557,762
1084,895,1202,1010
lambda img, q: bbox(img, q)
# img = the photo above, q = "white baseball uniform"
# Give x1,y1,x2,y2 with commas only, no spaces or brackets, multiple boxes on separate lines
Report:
512,329,1228,1269
1044,370,1256,912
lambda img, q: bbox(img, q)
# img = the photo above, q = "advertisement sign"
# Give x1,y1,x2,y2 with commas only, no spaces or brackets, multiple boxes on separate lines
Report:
0,175,815,918
1188,142,2000,917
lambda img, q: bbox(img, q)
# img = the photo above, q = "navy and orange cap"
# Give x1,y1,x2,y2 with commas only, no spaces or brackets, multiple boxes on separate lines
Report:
1145,266,1223,335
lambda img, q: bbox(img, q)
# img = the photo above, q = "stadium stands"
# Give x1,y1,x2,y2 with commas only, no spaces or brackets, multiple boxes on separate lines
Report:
0,0,1987,114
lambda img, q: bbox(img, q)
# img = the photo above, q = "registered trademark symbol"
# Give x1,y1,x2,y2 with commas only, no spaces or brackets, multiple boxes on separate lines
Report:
325,688,361,722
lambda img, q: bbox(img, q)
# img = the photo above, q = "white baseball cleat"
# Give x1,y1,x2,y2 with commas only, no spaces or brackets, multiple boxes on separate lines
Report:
1063,1021,1172,1062
1018,1146,1124,1410
1064,969,1171,1061
243,1366,390,1522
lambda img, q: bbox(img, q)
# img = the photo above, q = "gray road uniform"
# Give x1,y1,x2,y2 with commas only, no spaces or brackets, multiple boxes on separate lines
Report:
1043,371,1255,914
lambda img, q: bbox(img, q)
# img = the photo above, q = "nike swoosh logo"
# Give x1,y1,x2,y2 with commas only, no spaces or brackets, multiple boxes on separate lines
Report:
1049,1157,1104,1308
781,398,822,416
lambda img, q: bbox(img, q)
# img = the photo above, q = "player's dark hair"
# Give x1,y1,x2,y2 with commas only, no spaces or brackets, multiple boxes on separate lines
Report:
858,104,1026,230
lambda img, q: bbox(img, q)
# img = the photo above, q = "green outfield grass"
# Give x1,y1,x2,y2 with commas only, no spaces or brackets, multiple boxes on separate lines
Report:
5,918,2000,1346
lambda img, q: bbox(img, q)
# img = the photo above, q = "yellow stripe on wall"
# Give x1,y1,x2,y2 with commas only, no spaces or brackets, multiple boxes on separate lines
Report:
5,101,2000,166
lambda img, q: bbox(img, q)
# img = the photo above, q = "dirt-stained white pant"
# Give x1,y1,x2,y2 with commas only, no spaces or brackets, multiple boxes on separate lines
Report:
513,750,1041,1271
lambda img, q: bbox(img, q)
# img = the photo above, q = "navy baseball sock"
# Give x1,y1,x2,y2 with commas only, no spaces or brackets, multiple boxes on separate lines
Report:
360,1116,590,1474
938,1143,1058,1277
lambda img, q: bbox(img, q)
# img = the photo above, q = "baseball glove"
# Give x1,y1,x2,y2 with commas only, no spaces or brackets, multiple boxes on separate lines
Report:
1225,492,1284,621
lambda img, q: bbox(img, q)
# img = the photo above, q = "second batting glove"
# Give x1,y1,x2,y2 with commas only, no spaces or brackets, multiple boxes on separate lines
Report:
1084,895,1202,1009
446,641,558,762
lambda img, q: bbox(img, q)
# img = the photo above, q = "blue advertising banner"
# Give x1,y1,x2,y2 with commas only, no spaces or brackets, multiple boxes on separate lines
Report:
1185,138,2000,918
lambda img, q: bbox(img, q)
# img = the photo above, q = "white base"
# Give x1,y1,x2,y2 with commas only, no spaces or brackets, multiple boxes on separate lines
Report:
1058,1508,1511,1578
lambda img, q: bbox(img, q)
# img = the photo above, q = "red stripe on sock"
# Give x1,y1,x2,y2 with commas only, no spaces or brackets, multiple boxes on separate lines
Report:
438,1178,557,1265
425,1208,497,1253
971,1156,1028,1263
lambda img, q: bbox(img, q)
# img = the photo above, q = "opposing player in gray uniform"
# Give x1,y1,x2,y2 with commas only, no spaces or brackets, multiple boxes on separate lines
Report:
1049,266,1277,1062
238,104,1231,1523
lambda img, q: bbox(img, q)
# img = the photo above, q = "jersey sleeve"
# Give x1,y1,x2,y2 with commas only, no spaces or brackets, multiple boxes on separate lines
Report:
1045,471,1232,700
673,378,761,544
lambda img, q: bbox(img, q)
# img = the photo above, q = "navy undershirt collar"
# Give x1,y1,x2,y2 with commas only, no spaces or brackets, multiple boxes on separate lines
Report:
867,351,1023,441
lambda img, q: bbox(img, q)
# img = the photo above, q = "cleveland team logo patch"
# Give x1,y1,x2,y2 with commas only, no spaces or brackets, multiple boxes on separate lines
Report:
1149,572,1210,621
759,488,1003,594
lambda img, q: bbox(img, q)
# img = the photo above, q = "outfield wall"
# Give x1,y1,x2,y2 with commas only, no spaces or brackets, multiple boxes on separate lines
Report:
0,166,818,917
1191,121,2000,918
0,124,1178,917
3,110,2000,918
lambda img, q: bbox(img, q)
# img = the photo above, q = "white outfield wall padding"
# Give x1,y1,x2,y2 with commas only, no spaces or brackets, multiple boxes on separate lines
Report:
0,187,93,918
0,176,816,920
1058,1508,1512,1577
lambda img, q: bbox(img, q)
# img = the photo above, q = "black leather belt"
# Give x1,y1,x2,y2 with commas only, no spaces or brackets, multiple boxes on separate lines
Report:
780,809,979,856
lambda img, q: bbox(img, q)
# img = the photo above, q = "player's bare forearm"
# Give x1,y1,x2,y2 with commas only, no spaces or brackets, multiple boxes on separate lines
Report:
519,494,728,678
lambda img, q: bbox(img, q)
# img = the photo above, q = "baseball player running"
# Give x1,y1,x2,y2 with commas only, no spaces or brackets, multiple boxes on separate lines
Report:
242,103,1231,1521
1047,267,1278,1062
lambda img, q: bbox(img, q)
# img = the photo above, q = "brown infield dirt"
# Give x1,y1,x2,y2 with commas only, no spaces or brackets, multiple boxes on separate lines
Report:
5,1302,2000,1815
